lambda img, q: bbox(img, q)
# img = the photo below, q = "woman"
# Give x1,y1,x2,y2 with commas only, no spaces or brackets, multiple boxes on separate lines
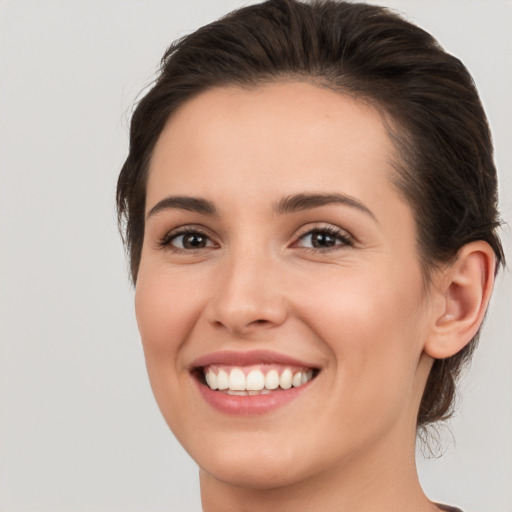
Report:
117,1,504,510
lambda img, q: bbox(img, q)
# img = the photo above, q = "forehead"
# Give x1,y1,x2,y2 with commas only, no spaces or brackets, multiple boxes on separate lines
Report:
147,81,401,212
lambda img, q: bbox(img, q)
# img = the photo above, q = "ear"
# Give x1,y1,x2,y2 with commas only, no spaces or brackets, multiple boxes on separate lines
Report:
424,241,496,359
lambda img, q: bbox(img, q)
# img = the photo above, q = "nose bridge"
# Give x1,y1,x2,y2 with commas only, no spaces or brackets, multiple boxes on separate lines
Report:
209,239,286,332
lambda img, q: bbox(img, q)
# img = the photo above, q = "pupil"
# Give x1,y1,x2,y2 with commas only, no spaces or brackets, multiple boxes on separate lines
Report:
184,233,205,248
313,232,335,247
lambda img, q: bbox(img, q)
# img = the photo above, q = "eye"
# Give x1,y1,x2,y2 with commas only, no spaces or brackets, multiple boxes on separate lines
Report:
161,229,216,251
294,226,353,251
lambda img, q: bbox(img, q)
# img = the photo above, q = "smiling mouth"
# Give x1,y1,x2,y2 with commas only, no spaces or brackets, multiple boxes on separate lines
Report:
195,364,319,396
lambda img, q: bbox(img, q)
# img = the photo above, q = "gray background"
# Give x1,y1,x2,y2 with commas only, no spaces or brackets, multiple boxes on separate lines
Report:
0,1,510,511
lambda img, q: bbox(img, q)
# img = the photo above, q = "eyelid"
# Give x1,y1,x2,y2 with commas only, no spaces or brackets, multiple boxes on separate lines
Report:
158,224,219,250
291,223,355,250
155,222,355,253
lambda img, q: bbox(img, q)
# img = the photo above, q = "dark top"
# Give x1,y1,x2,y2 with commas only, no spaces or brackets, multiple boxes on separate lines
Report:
437,505,463,512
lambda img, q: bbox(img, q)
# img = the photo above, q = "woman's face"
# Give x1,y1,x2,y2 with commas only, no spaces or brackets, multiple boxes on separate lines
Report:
136,82,436,489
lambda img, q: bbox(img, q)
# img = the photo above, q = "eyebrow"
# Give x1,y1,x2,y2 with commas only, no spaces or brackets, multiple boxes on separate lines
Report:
147,196,217,219
146,192,376,221
273,192,377,221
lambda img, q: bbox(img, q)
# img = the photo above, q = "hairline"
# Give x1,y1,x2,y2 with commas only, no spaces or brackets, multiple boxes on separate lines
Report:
138,76,437,285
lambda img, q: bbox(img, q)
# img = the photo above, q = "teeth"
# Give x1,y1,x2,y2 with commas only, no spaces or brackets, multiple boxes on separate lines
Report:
229,368,246,391
217,369,229,390
265,369,280,390
246,370,265,391
226,389,272,396
227,390,247,396
280,368,293,389
204,366,316,392
206,370,218,390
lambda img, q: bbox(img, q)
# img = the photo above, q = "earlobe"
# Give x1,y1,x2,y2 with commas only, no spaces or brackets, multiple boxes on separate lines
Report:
424,241,496,359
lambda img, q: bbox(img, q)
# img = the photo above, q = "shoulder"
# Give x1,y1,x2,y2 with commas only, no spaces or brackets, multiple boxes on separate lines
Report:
436,505,463,512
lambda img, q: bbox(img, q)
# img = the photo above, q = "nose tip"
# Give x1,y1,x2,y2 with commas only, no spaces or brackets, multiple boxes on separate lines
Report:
207,258,288,335
212,305,285,335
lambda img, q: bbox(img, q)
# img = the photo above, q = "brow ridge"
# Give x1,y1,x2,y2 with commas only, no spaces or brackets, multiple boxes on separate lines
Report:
147,196,217,219
147,192,376,221
273,192,376,220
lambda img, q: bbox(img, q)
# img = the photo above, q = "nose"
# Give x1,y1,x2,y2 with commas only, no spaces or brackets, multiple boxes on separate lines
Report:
206,249,288,336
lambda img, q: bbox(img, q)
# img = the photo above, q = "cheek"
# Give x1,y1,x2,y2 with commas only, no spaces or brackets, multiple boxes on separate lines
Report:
135,263,203,344
135,276,174,355
297,264,427,402
134,267,208,432
134,265,206,393
300,261,424,343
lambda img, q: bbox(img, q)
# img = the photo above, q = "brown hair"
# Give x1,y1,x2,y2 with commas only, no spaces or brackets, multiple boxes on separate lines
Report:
117,0,504,428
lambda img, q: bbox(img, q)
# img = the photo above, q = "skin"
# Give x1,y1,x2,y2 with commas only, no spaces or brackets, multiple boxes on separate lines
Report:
135,82,492,511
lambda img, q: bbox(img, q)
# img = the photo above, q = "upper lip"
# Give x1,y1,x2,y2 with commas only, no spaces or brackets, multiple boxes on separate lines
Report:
189,350,319,370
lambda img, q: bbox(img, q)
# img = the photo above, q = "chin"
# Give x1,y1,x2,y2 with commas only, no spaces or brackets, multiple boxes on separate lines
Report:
189,432,312,490
201,455,306,491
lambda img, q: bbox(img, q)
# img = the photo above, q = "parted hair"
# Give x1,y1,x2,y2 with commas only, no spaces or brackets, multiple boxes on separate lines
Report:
117,0,504,429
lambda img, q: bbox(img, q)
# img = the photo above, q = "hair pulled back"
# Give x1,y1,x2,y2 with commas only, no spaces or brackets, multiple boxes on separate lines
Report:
117,0,504,429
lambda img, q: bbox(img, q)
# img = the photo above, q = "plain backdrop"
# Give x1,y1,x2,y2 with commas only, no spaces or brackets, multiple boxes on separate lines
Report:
0,1,511,511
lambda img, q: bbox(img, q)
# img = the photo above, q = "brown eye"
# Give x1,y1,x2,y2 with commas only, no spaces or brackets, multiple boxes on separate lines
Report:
164,230,215,250
296,227,353,250
181,233,208,249
310,231,337,248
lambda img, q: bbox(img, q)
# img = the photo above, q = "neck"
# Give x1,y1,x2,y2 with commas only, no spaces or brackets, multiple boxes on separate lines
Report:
199,426,438,512
200,356,437,512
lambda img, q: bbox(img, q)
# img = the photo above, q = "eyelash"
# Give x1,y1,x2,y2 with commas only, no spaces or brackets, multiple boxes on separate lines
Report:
158,225,354,253
159,228,216,252
293,225,354,251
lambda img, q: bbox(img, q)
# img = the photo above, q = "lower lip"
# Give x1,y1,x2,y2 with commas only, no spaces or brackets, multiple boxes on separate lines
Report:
194,377,314,415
